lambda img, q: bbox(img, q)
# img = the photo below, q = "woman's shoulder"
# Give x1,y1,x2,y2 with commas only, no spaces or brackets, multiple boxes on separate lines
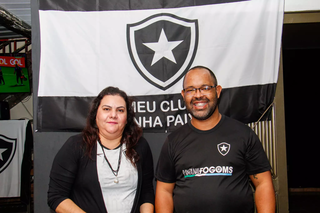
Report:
53,133,85,165
59,133,84,153
67,133,83,142
64,133,83,144
135,136,148,146
134,137,151,153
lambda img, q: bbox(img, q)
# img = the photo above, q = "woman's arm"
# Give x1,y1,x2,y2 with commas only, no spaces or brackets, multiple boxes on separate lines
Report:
138,138,155,210
48,137,82,211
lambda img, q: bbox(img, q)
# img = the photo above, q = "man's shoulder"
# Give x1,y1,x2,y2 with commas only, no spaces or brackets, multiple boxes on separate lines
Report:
222,115,252,131
170,122,191,134
167,123,193,143
222,115,259,143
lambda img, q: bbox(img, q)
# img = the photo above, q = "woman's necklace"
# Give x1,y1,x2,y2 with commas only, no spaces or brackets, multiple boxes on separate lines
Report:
99,141,122,184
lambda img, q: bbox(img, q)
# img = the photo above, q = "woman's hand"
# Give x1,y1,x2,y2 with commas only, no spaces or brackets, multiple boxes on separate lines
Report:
55,199,86,213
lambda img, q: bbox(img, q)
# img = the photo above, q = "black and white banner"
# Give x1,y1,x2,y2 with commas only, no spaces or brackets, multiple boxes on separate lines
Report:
0,120,29,197
37,0,284,132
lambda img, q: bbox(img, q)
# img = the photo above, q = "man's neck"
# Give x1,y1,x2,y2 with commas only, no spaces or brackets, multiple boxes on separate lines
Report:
191,110,221,131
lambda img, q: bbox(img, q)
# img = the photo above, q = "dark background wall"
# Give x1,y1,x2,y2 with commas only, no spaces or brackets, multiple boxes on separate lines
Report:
282,22,320,188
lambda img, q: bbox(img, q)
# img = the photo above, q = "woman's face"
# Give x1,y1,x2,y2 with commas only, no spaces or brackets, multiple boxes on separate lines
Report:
96,95,127,141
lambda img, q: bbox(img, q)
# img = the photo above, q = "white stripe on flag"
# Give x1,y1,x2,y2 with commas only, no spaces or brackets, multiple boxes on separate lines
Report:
38,0,283,97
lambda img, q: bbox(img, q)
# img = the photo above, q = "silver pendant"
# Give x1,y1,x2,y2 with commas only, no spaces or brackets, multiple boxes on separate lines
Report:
114,177,119,183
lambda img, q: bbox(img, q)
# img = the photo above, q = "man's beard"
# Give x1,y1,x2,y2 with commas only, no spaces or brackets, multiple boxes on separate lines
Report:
187,96,218,121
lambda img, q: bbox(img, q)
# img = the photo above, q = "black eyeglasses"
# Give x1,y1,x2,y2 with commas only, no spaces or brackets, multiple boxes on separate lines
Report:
183,85,216,96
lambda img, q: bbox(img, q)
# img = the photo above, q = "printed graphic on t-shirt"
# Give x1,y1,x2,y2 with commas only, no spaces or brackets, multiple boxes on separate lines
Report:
182,165,233,178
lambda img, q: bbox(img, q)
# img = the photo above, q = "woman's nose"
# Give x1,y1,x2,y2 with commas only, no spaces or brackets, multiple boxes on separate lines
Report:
109,109,118,118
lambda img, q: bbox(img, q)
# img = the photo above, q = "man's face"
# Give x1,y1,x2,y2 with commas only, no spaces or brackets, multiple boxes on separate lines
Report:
181,68,221,121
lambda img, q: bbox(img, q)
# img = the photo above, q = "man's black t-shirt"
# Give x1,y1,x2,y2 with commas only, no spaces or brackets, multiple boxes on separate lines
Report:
155,115,271,213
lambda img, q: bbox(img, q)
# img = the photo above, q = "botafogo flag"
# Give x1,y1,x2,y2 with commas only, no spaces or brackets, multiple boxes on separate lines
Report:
37,0,284,132
0,120,33,199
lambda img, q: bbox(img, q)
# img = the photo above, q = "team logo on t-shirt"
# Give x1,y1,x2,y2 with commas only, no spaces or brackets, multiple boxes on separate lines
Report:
217,142,230,156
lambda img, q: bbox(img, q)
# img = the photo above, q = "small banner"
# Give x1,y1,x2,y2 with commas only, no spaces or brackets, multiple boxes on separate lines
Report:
0,120,32,198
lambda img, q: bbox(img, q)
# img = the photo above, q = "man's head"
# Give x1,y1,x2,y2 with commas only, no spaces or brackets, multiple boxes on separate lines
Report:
181,66,222,121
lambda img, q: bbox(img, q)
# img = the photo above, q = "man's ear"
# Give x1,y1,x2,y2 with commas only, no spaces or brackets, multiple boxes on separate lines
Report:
181,90,185,99
216,85,222,99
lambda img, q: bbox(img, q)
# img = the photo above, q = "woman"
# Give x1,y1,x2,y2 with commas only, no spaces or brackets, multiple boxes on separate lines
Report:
48,86,155,213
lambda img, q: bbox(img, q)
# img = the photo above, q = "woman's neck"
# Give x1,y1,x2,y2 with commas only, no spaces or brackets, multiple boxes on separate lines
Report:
99,135,122,150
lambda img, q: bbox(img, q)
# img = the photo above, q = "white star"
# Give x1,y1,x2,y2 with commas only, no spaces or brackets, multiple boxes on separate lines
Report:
220,145,228,152
0,148,7,161
143,28,183,66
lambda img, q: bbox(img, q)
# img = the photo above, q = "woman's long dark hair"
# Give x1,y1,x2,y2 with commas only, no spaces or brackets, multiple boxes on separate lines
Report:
82,86,142,166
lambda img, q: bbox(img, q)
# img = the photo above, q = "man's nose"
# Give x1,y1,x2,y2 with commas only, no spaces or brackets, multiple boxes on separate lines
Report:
193,88,203,98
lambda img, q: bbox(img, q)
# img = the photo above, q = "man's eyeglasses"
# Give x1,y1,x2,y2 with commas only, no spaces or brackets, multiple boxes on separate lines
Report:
183,85,216,96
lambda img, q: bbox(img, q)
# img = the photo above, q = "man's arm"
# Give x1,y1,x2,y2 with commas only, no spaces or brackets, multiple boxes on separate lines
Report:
250,170,276,213
140,203,154,213
155,181,175,213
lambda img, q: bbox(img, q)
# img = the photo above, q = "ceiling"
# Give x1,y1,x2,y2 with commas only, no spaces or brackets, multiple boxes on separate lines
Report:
0,0,31,39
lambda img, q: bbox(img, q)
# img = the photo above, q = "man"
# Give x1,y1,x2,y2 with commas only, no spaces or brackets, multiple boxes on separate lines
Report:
14,63,23,85
0,67,5,85
155,66,275,213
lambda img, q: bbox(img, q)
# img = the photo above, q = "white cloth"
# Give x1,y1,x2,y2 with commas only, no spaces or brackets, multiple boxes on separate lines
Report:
97,142,138,213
